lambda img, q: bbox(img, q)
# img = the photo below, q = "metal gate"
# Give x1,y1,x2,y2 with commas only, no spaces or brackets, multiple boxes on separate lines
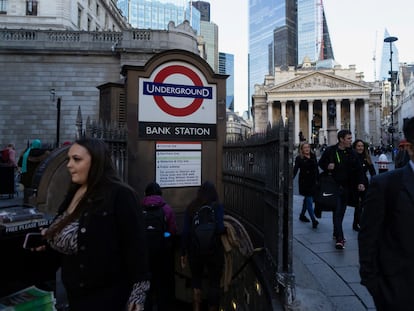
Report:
222,117,295,309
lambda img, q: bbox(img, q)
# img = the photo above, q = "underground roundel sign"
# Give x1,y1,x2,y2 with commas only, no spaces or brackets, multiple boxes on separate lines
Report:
139,61,216,124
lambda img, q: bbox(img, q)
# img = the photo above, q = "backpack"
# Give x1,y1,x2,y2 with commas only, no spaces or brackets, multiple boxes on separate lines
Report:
0,149,10,164
143,203,167,256
191,204,218,255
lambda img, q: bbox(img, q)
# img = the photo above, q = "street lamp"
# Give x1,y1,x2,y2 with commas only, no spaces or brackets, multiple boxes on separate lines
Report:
50,89,61,148
384,35,398,161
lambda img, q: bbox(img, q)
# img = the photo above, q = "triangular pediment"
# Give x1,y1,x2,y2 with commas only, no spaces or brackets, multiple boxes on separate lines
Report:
268,71,370,92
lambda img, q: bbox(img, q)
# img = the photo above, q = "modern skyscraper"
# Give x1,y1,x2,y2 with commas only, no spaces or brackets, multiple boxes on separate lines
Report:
379,29,400,81
297,0,334,64
219,52,235,111
249,0,297,116
192,1,210,22
117,0,201,34
249,0,334,116
200,20,219,72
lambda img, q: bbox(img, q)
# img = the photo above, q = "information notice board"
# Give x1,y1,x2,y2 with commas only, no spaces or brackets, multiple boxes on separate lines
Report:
155,142,201,187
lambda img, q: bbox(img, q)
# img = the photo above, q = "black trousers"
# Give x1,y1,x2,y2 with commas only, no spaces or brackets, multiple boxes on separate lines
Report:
145,248,175,311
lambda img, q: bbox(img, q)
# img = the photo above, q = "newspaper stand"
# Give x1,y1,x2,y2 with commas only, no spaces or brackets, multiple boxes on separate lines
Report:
0,204,56,297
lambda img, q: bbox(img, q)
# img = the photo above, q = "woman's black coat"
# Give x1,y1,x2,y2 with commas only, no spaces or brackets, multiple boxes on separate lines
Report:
55,183,149,297
293,153,319,196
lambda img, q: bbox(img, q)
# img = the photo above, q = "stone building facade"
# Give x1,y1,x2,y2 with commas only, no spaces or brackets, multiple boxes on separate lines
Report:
0,22,199,153
252,62,383,147
0,0,128,31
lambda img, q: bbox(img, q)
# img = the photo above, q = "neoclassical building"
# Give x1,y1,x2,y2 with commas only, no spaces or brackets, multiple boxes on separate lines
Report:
252,60,383,146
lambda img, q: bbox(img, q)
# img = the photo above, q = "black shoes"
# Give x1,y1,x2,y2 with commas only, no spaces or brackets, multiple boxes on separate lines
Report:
299,215,318,228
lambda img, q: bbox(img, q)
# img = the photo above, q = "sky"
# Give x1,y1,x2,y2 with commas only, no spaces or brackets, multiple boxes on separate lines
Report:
206,0,413,115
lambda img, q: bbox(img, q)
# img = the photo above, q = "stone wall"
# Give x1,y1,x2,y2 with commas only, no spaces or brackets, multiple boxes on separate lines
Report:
0,26,199,153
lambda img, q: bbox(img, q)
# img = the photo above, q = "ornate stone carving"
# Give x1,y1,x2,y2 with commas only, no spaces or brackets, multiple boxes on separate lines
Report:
282,74,357,90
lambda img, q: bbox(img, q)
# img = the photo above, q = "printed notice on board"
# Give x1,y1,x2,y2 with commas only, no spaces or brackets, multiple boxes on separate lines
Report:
156,142,201,187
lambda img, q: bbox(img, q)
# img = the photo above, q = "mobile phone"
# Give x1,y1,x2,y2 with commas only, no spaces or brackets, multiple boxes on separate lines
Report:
23,232,46,249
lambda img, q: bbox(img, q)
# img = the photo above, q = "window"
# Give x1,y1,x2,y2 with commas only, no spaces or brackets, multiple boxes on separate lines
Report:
87,18,91,31
0,0,7,14
26,0,38,16
96,4,99,16
104,13,108,29
77,7,82,29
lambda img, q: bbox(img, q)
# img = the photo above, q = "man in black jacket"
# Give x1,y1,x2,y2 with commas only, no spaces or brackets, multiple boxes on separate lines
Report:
359,116,414,310
318,129,365,249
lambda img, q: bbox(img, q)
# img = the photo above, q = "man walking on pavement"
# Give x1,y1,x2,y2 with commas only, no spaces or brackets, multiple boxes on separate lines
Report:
318,129,365,249
359,116,414,310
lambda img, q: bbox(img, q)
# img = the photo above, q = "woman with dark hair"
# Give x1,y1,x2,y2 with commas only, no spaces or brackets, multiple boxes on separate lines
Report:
43,138,149,311
180,181,225,311
351,139,376,231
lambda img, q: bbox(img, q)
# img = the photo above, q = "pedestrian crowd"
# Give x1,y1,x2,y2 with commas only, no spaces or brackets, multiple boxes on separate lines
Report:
295,116,414,310
3,115,414,310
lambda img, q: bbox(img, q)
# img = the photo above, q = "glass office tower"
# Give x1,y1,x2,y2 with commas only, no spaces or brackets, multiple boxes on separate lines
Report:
249,0,297,114
298,0,334,64
219,52,235,111
201,21,219,72
379,29,399,81
117,0,200,34
192,1,210,22
249,0,334,115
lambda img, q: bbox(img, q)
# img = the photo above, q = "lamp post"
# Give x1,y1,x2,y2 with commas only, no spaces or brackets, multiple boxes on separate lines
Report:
50,89,61,148
384,35,398,161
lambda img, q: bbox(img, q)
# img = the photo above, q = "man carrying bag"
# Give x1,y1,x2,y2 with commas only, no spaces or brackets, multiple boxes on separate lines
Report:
318,130,365,249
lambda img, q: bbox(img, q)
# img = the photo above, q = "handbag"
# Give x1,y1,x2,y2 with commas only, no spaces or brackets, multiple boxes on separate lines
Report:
314,171,339,218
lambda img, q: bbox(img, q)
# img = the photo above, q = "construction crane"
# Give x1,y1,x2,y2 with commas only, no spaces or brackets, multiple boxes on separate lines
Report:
372,31,378,80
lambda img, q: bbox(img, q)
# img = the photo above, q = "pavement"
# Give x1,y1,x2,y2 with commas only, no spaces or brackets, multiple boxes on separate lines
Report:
291,194,375,311
291,155,394,311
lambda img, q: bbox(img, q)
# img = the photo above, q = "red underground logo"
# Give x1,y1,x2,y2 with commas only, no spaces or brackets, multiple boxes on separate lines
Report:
143,65,212,117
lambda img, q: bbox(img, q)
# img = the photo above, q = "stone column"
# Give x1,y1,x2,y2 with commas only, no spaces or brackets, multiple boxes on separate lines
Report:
322,99,328,142
350,99,356,139
268,101,273,125
294,100,300,145
364,100,369,140
281,101,286,125
308,100,313,143
336,100,341,130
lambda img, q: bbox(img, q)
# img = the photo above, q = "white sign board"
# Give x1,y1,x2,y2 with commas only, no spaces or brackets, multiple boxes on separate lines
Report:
155,142,202,187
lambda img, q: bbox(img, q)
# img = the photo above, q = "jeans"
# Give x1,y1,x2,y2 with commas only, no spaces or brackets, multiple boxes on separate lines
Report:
301,196,316,222
332,187,348,241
